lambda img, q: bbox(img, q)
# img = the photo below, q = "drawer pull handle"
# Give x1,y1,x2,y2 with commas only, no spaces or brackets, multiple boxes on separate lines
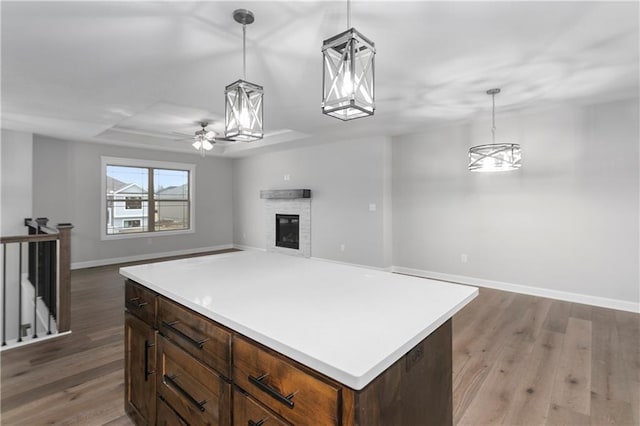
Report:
249,374,295,409
126,297,148,310
248,420,266,426
144,340,155,381
163,374,207,412
161,320,208,349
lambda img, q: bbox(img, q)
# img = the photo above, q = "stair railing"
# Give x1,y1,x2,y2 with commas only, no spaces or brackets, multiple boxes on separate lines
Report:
0,218,73,346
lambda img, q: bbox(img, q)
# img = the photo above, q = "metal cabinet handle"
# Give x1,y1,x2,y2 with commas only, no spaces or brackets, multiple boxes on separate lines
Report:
163,374,207,412
144,340,155,381
248,420,266,426
161,320,208,349
126,297,148,310
248,374,295,408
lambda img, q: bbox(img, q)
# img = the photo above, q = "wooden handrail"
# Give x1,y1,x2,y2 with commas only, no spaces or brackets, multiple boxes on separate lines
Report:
0,234,60,244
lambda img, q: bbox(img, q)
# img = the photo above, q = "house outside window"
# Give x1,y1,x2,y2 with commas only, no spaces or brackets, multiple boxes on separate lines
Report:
102,157,195,239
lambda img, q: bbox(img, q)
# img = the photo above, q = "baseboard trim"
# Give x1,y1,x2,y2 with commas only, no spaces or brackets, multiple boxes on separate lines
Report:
232,244,266,252
392,266,640,313
310,256,392,272
71,244,235,269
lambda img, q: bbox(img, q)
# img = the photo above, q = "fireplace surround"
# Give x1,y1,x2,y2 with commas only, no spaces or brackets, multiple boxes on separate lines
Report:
262,189,311,258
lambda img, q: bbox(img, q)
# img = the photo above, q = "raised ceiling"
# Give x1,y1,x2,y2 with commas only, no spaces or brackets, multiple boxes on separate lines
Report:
2,1,638,157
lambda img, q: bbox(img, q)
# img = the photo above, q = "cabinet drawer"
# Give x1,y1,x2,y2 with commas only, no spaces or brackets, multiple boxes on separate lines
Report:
158,297,231,377
157,335,231,426
233,337,341,426
125,280,157,326
233,388,291,426
157,396,188,426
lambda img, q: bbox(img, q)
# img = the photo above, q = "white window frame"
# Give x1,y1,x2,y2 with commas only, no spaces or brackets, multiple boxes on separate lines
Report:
101,156,196,240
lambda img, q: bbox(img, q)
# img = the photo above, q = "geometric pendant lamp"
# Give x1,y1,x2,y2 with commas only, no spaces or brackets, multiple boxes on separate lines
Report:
468,88,522,172
224,9,264,142
321,0,375,120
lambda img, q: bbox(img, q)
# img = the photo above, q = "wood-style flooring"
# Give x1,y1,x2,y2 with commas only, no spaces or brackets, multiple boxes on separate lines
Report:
1,250,638,425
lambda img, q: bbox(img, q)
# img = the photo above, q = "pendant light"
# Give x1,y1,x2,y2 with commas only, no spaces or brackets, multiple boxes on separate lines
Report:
224,9,263,142
321,0,375,120
468,88,521,172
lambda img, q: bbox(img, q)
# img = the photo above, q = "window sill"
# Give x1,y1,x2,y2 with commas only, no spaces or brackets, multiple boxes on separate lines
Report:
101,228,195,241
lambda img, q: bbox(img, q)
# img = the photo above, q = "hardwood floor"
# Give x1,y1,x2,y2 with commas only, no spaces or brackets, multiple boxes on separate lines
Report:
1,251,638,425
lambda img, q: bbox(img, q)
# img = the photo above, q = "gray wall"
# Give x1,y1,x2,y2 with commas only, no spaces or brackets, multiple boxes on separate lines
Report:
232,136,392,268
1,129,33,340
1,129,33,234
392,99,639,305
32,136,234,265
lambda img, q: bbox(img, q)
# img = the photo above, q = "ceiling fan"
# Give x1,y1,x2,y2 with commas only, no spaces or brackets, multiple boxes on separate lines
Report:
186,122,235,157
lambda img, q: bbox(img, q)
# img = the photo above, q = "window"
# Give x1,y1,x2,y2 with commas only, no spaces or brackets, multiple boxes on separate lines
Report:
102,157,195,239
125,197,142,210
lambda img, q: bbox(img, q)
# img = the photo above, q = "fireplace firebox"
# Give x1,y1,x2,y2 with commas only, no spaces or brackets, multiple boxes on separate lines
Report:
276,214,299,250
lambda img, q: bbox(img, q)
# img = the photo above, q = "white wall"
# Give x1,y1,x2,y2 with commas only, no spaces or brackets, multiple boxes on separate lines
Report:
32,136,234,266
392,99,639,309
0,129,33,341
232,136,392,269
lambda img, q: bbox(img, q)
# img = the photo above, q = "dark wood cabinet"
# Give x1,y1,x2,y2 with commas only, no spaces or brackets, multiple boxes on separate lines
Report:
156,335,231,425
125,312,156,425
125,279,453,426
233,336,341,425
156,396,188,426
233,388,291,426
157,297,232,377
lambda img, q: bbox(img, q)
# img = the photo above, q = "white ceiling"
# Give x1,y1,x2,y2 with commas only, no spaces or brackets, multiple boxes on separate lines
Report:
2,1,638,157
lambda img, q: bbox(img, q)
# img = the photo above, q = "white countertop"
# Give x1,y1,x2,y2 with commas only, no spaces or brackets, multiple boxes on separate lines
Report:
120,250,477,390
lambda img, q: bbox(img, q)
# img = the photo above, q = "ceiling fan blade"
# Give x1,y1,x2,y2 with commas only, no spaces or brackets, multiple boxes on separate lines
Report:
214,136,236,142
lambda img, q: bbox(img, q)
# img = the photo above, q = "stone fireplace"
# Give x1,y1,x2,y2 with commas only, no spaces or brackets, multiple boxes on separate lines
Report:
261,190,311,258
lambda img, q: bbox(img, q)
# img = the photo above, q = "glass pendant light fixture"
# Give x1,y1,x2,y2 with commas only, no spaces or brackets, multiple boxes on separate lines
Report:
321,0,375,120
224,9,263,142
468,88,521,172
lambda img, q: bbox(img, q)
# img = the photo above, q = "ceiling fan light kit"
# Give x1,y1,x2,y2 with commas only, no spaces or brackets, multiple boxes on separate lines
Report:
192,123,216,157
468,88,522,172
224,9,264,142
321,0,375,120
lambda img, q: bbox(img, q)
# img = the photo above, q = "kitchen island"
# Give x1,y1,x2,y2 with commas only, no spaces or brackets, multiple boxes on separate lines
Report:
120,250,477,425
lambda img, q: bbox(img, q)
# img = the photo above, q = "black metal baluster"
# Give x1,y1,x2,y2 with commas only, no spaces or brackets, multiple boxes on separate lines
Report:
2,243,7,346
46,241,52,335
33,240,38,339
17,242,23,343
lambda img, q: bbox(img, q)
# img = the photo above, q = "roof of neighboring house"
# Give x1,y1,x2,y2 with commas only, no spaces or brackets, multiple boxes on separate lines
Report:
115,183,146,195
157,184,188,198
106,176,128,192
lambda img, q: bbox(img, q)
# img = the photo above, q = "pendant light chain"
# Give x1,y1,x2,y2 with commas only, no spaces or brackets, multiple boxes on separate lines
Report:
347,0,351,28
491,91,496,144
242,23,247,80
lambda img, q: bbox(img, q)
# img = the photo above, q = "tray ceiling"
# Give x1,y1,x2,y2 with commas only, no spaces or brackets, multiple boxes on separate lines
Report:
1,1,638,157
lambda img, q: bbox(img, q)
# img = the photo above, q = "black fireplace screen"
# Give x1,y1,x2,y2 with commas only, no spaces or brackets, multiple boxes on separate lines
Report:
276,214,299,249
